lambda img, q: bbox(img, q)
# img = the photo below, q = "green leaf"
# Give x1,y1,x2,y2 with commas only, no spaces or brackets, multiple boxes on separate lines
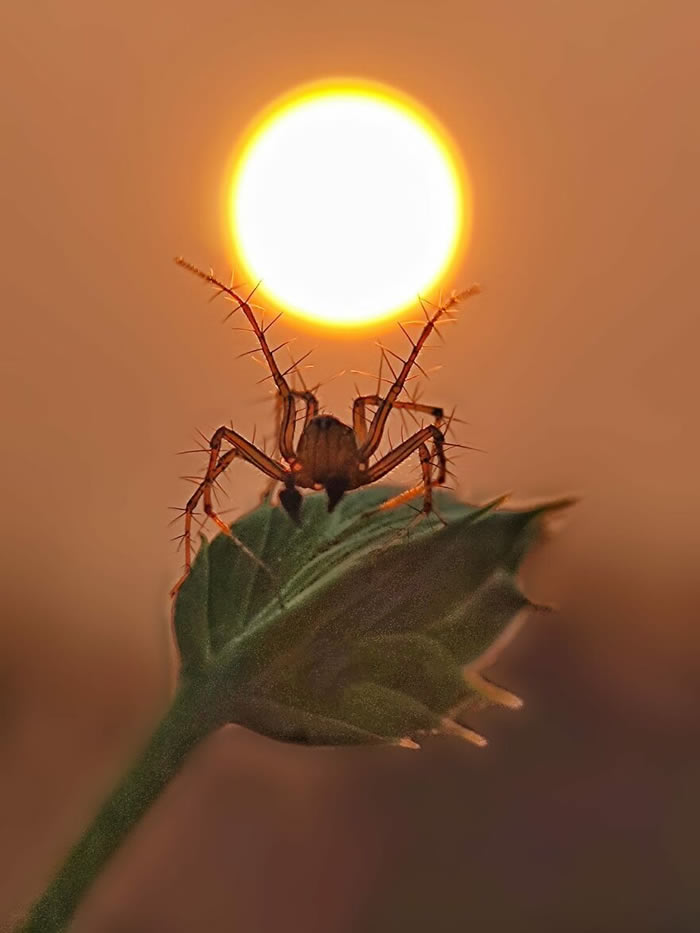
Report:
173,486,557,746
172,533,210,675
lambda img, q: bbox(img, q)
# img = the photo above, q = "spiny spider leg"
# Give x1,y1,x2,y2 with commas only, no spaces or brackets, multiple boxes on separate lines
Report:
352,394,444,445
364,423,446,487
330,430,444,551
289,389,319,427
175,257,300,462
171,425,289,598
355,427,450,535
270,388,321,447
259,389,320,502
358,285,479,461
261,340,321,493
284,342,320,429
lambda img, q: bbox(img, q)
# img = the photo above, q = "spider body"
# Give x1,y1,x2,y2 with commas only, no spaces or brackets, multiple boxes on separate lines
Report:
292,415,361,504
172,258,479,593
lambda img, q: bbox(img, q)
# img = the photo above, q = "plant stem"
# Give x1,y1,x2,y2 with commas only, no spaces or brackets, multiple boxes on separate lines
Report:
17,674,224,932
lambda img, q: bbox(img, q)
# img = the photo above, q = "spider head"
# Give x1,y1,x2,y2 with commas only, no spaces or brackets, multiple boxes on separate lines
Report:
325,476,349,512
279,485,303,524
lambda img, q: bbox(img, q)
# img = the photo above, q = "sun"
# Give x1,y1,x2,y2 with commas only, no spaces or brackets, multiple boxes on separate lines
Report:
228,80,470,328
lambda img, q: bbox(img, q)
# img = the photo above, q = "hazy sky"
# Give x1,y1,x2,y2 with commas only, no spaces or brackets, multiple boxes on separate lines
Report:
2,2,699,930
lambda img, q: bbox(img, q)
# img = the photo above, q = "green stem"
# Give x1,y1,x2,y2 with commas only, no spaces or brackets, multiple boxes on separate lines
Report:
17,598,287,933
17,673,226,932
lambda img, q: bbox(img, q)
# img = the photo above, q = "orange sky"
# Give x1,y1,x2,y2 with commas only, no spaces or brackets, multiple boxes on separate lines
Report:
2,2,699,930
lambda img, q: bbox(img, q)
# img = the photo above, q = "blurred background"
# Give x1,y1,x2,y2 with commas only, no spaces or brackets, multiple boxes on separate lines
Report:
2,1,699,930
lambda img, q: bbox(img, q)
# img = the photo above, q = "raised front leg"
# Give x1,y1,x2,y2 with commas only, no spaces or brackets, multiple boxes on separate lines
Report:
357,285,479,461
176,258,300,462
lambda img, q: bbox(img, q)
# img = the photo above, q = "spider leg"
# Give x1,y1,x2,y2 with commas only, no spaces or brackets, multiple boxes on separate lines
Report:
365,477,433,518
171,425,289,598
352,394,444,445
312,432,440,558
285,344,320,427
372,440,437,517
357,286,479,461
341,428,445,548
360,424,446,520
175,258,300,462
364,425,446,485
291,389,319,426
259,389,320,502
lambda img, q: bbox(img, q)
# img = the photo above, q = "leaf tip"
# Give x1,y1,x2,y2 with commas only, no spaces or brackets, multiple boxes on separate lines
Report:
463,671,524,710
469,491,512,523
530,599,560,614
536,495,579,536
439,718,488,747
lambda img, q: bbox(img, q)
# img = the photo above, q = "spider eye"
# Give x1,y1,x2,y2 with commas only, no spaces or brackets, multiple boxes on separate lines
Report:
279,486,303,524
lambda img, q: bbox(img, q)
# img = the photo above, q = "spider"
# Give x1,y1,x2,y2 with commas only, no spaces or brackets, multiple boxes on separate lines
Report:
172,257,480,593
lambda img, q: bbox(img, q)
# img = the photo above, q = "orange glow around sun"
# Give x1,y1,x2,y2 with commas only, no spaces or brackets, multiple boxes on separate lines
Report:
228,79,470,328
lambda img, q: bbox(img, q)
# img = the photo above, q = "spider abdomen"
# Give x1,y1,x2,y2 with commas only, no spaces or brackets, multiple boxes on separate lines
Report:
294,415,361,493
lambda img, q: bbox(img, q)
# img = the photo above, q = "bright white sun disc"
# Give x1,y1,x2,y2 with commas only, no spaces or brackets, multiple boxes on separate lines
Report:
229,81,469,327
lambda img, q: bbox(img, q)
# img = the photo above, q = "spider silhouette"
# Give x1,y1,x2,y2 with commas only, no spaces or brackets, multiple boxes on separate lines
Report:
171,257,480,593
